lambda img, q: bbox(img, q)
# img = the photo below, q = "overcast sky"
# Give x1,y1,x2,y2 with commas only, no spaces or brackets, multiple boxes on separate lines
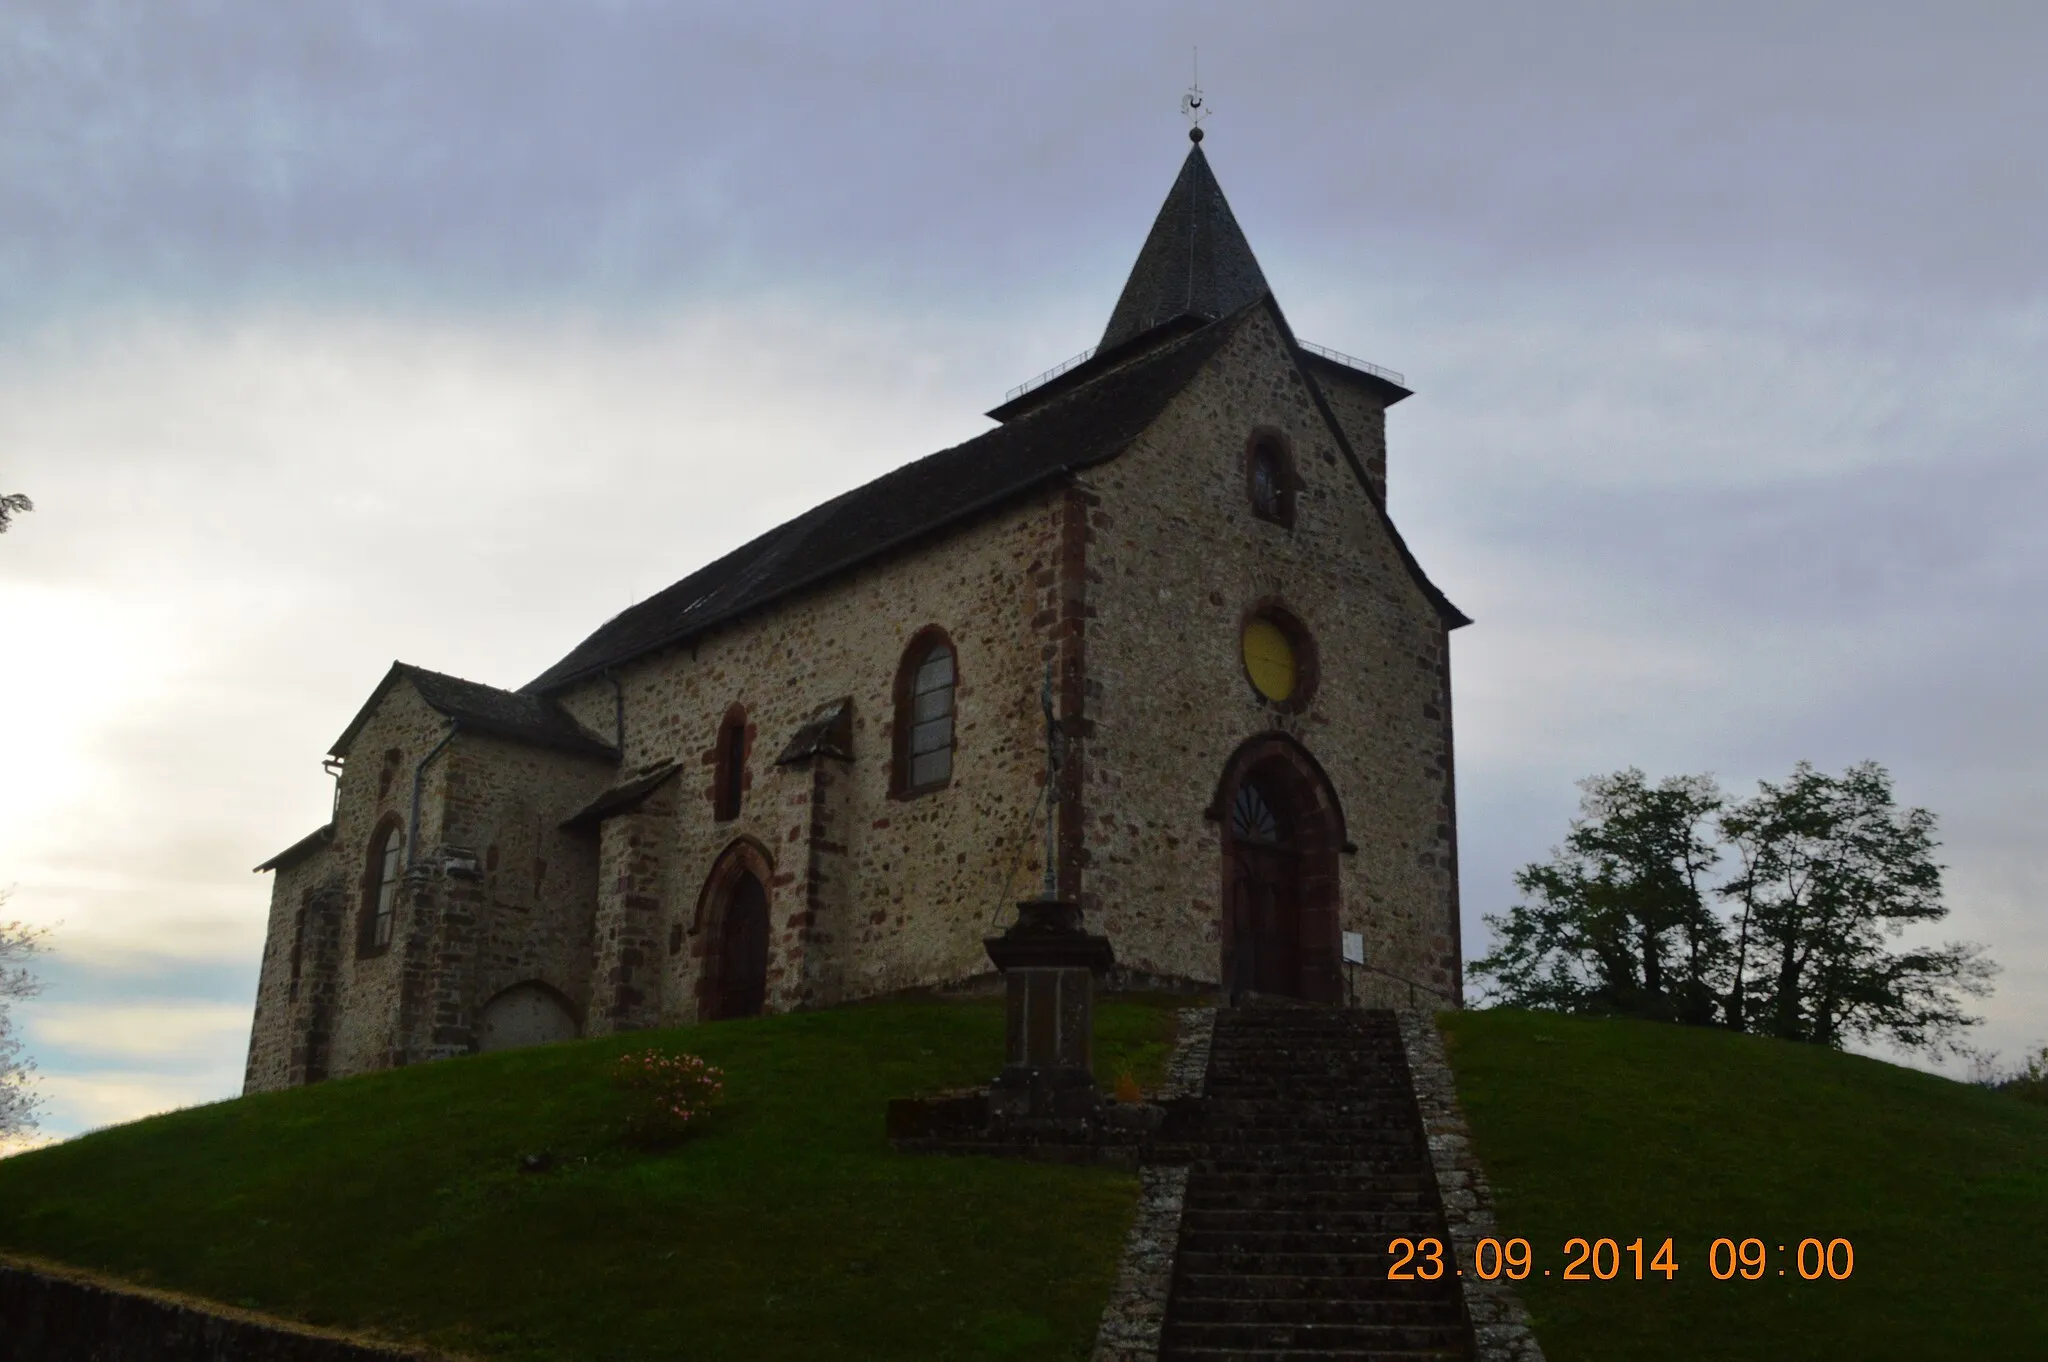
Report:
3,1,2043,1145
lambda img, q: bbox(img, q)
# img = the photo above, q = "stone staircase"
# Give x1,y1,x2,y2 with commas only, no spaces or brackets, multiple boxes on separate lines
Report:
1157,1004,1476,1361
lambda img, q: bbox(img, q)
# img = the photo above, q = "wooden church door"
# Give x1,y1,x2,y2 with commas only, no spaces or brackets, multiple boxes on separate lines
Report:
1228,782,1302,997
718,872,770,1019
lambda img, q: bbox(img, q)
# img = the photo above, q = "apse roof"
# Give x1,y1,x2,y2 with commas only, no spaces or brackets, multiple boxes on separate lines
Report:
329,662,618,761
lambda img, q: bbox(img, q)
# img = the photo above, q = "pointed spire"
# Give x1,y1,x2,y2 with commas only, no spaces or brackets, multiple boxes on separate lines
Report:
1099,134,1270,351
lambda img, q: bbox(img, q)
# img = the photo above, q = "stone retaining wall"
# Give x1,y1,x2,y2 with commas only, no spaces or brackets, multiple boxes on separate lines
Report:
0,1255,455,1362
1090,1005,1214,1361
1396,1011,1546,1362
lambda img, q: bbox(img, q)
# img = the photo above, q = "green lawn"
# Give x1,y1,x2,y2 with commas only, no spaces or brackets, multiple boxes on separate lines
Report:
0,995,1182,1362
1438,1008,2048,1362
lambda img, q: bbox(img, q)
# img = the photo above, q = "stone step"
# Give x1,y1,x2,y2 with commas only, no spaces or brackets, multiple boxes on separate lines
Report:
1187,1114,1425,1130
1179,1228,1445,1256
1170,1295,1463,1327
1162,1319,1472,1354
1187,1159,1432,1180
1160,1347,1468,1362
1170,1271,1463,1304
1186,1171,1438,1195
1179,1133,1424,1154
1203,1078,1410,1091
1156,1006,1476,1360
1182,1120,1421,1137
1187,1171,1441,1187
1204,1074,1405,1083
1182,1208,1450,1236
1177,1249,1431,1278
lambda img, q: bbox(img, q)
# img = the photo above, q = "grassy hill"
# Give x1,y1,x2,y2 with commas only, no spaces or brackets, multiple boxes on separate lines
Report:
1439,1008,2048,1362
4,999,2040,1361
0,995,1181,1362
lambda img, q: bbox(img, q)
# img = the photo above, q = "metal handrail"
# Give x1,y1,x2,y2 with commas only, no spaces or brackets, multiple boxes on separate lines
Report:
1004,346,1099,402
1003,335,1405,406
1296,340,1404,387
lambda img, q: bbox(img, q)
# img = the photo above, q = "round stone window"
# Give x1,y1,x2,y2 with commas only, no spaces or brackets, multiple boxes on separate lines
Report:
1242,617,1298,702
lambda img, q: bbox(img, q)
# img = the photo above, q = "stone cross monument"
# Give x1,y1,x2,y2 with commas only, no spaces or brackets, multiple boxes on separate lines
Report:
983,664,1115,1119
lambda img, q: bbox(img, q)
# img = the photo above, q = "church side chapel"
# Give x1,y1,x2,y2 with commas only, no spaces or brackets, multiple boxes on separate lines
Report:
243,130,1470,1094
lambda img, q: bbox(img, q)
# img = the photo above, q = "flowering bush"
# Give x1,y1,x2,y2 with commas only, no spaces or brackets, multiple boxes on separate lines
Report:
612,1049,726,1145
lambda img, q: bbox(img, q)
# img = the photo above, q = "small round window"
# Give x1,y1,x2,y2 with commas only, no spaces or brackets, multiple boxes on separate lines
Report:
1242,617,1297,701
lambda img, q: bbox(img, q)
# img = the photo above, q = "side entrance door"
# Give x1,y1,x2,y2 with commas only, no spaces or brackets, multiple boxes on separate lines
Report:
718,872,770,1019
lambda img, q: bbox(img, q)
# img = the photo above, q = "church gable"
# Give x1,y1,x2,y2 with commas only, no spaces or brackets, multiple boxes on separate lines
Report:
1075,295,1463,1003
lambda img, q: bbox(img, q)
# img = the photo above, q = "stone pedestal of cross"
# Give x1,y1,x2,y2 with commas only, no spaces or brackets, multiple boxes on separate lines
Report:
982,664,1115,1119
983,898,1115,1119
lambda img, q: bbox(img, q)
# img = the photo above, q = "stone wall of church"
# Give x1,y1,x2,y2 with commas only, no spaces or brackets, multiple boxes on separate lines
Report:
244,850,342,1093
547,490,1070,1022
1309,365,1391,506
244,682,614,1091
422,731,612,1056
300,681,452,1081
247,684,437,1091
1077,307,1462,1006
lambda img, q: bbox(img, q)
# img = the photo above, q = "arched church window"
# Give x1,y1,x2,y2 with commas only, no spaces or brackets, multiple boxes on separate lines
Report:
713,705,747,821
894,629,957,796
358,819,403,957
1246,431,1296,527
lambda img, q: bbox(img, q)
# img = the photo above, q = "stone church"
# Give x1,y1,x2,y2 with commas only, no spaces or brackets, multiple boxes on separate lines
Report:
243,132,1470,1094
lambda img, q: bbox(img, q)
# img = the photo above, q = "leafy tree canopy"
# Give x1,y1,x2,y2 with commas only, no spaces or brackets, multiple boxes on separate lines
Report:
1,897,49,1136
1471,762,1995,1056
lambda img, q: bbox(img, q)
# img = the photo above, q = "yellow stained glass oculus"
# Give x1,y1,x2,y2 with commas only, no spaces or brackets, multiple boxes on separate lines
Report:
1242,617,1296,701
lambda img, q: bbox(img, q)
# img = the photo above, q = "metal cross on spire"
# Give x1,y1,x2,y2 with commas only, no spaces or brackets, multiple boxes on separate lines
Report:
1180,47,1210,137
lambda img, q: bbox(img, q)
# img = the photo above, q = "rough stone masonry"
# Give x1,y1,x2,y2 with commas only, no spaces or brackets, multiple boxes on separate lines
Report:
245,133,1470,1092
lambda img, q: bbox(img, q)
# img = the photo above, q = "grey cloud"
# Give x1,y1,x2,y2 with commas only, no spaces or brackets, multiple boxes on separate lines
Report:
5,3,2046,327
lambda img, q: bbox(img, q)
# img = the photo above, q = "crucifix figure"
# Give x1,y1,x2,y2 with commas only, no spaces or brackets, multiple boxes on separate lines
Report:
1040,662,1064,900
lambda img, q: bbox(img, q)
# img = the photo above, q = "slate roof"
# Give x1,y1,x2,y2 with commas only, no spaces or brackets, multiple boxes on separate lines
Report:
254,822,334,874
519,136,1466,695
562,761,682,830
330,662,618,761
1099,141,1271,351
522,317,1245,695
776,697,854,765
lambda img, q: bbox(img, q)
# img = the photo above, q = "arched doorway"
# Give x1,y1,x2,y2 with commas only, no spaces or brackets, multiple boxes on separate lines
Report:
717,871,769,1019
693,839,777,1022
1228,781,1300,997
1213,734,1348,1003
477,981,580,1052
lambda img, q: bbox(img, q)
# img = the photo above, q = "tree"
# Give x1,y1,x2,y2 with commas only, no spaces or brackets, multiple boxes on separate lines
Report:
1470,769,1727,1024
1,894,48,1137
0,492,30,534
1474,761,1997,1058
1719,761,1994,1053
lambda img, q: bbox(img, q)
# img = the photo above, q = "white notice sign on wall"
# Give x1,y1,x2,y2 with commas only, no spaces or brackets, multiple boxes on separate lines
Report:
1341,931,1365,965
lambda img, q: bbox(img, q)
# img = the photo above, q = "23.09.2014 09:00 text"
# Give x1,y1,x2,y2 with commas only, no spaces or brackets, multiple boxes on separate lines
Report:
1386,1236,1855,1282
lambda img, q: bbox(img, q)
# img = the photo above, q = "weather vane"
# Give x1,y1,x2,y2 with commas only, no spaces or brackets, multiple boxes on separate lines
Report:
1181,47,1209,138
